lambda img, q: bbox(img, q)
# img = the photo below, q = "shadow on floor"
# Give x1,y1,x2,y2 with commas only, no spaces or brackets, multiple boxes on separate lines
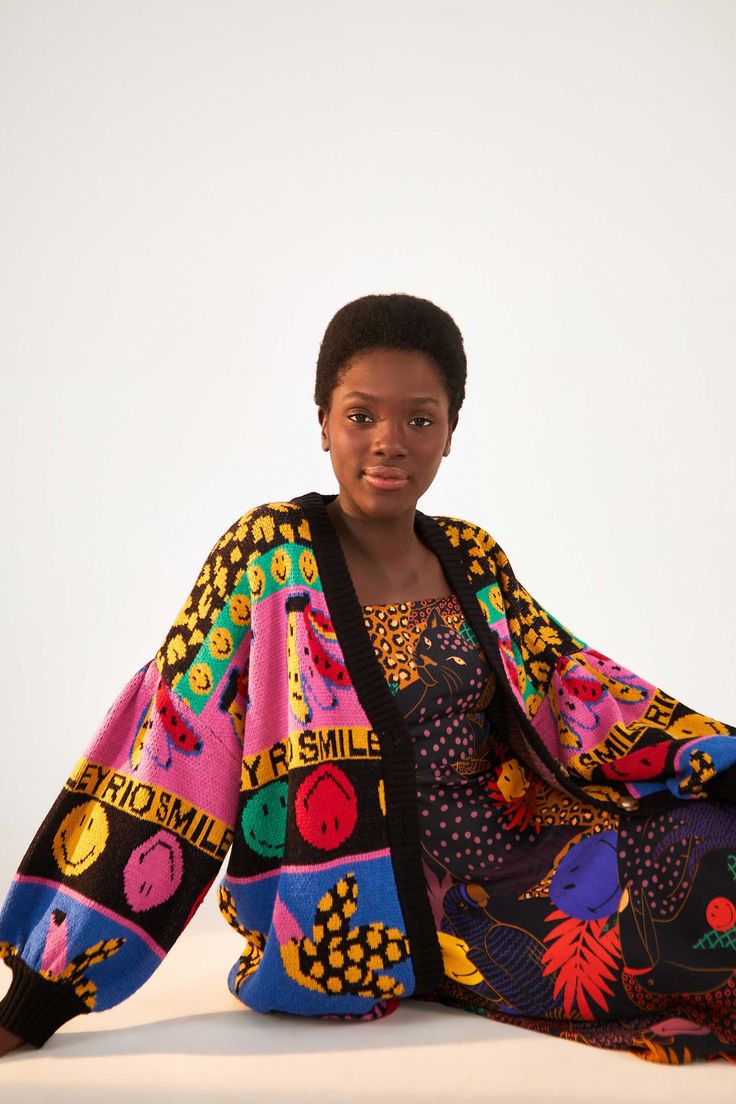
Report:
8,1002,523,1060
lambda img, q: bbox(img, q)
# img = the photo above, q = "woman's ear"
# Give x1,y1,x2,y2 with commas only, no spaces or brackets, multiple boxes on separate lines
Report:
444,413,458,455
318,407,329,450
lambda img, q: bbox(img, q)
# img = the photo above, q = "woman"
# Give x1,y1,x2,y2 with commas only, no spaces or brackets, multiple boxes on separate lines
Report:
1,293,735,1063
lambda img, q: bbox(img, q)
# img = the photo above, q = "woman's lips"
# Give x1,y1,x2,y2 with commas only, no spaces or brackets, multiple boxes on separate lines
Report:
363,467,409,490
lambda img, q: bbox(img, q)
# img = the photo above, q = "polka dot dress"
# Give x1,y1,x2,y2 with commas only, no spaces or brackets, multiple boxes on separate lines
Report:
361,594,736,1064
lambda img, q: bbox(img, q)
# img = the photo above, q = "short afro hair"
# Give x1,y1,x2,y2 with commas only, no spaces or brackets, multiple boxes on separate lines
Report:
314,292,467,424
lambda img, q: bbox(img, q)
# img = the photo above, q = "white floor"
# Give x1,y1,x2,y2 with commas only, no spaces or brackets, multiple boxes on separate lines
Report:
1,901,734,1104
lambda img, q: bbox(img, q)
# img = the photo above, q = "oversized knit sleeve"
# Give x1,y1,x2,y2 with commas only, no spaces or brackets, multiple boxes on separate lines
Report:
0,510,254,1047
469,522,736,809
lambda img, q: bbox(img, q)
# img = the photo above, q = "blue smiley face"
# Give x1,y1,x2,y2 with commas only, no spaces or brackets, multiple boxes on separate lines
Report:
549,830,621,920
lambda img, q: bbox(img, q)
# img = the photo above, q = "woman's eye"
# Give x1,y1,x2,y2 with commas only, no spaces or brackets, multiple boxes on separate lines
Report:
347,413,433,426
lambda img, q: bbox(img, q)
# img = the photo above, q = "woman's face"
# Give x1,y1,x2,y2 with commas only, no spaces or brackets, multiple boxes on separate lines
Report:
318,347,458,516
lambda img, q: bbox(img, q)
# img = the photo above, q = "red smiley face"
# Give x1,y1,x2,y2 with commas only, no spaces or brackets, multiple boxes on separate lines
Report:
600,741,669,781
295,764,358,850
706,897,736,932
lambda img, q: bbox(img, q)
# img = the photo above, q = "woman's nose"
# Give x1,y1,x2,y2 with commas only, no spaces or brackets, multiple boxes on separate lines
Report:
370,422,409,454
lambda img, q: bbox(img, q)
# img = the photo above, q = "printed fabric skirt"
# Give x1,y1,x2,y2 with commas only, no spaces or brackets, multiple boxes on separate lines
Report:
360,593,736,1064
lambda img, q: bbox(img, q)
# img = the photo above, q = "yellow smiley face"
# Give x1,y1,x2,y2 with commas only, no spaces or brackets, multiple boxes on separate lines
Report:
299,549,317,584
248,563,266,599
229,593,251,626
209,626,233,660
53,801,109,876
270,549,291,586
188,663,213,695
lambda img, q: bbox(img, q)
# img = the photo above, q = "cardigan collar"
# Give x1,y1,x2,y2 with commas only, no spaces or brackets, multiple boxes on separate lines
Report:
289,489,570,993
289,489,481,995
291,488,481,613
289,490,497,706
289,490,509,710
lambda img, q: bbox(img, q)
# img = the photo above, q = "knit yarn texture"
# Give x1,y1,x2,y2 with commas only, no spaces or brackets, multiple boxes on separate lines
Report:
1,490,734,1059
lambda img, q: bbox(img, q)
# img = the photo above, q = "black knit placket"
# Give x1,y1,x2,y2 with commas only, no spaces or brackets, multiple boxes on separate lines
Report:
292,490,446,996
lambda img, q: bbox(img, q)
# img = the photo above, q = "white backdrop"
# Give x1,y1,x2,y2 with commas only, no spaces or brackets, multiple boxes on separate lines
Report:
1,0,734,910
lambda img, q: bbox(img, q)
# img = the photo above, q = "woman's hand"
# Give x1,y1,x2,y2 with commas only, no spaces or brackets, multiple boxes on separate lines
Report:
0,1026,25,1056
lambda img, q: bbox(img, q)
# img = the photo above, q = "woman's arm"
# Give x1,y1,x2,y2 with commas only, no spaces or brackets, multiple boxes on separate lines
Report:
468,521,736,810
0,506,258,1048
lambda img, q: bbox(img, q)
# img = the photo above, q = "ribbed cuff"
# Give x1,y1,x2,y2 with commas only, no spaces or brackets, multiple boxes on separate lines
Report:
0,956,89,1048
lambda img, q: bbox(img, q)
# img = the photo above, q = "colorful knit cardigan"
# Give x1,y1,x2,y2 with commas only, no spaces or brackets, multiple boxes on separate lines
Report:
1,490,735,1046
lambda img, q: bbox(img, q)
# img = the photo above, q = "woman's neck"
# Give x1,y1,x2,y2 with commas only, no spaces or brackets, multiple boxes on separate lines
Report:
326,495,421,569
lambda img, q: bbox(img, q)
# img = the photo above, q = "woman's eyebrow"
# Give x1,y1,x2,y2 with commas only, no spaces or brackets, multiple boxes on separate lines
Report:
342,390,440,405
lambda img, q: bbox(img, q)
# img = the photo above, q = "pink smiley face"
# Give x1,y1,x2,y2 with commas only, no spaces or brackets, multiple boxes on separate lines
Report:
123,830,184,912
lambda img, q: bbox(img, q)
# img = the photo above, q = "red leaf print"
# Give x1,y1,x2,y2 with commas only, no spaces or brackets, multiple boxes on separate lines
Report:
541,907,622,1020
485,770,540,835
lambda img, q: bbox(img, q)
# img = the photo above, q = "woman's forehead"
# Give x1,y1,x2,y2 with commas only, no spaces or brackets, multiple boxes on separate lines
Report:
334,349,447,394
